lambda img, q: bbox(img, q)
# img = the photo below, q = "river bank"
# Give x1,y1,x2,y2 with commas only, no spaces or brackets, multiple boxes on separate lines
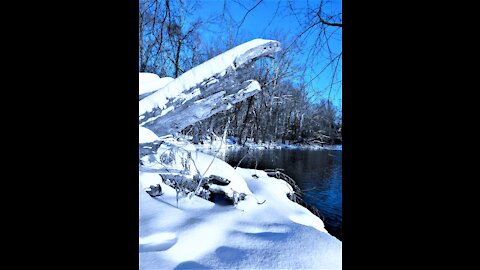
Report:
139,127,342,269
181,135,342,153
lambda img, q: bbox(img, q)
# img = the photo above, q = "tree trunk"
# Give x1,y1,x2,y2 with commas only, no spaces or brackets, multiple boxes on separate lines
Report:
192,124,199,144
237,96,254,145
282,112,291,144
174,40,182,78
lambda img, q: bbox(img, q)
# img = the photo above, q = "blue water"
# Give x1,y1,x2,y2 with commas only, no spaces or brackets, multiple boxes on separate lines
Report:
225,148,342,240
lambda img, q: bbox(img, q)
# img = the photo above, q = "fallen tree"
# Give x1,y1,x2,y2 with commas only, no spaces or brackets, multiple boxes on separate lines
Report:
139,39,281,137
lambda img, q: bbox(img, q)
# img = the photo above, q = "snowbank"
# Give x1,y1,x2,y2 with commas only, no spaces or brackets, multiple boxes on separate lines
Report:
139,73,174,96
140,142,253,197
323,144,342,151
139,150,342,269
193,136,343,152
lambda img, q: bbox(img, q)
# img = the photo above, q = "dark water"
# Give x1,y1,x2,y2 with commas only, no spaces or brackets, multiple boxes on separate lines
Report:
225,148,342,240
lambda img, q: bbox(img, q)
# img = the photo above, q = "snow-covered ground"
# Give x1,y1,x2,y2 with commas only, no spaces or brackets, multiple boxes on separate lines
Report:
139,129,342,270
226,140,342,151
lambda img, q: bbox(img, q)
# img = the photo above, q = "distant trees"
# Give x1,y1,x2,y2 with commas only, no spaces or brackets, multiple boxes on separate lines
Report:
181,60,342,145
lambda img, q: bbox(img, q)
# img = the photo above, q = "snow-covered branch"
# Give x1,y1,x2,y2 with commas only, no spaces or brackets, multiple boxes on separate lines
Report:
139,39,281,136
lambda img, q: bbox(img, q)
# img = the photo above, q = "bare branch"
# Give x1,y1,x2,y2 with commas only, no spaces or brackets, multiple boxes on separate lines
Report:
318,16,343,27
260,0,281,36
304,52,342,87
327,53,342,103
235,0,264,40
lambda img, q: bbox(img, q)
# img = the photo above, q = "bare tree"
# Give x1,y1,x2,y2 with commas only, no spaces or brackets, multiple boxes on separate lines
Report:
220,0,342,106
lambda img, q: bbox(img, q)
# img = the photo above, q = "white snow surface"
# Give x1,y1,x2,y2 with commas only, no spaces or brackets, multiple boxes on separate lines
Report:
179,135,342,152
139,39,276,116
139,146,342,269
139,126,159,143
140,144,252,196
139,73,174,96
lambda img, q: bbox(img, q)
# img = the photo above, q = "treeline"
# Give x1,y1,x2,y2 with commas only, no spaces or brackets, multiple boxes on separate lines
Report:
139,0,342,145
182,60,342,145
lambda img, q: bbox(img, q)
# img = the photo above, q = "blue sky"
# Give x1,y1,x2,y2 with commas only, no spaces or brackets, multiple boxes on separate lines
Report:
195,0,342,110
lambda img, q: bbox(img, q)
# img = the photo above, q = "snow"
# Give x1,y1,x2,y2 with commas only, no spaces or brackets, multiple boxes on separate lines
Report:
205,78,218,86
140,146,253,197
179,134,341,152
160,106,174,116
140,105,177,126
139,39,278,116
324,144,342,151
139,126,159,143
191,136,342,153
244,80,261,93
139,144,342,269
172,88,201,105
139,73,174,95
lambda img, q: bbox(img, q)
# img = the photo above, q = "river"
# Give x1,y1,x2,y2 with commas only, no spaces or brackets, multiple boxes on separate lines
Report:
224,147,342,241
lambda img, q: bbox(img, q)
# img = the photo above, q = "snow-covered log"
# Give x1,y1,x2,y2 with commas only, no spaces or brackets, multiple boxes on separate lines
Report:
139,39,281,136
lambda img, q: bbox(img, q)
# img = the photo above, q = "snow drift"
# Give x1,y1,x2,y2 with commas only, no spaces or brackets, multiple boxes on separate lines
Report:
139,164,342,269
139,132,342,269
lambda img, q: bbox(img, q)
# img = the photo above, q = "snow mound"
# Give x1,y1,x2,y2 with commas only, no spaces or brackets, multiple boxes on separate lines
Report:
140,143,252,197
139,73,174,95
139,164,342,269
139,170,163,190
190,151,252,196
139,126,159,143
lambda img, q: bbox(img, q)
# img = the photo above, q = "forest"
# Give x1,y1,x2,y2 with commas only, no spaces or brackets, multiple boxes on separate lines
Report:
139,0,342,146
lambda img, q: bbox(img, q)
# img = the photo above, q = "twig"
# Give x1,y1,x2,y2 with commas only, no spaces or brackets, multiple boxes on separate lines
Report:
260,0,281,36
202,133,224,177
327,53,341,104
234,0,264,41
234,147,250,169
304,52,342,87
